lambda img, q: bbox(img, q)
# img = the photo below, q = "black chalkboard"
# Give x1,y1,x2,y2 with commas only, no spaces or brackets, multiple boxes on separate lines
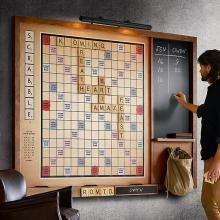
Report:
153,39,191,138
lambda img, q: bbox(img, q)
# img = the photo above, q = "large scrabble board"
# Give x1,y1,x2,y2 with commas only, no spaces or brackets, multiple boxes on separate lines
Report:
15,18,150,187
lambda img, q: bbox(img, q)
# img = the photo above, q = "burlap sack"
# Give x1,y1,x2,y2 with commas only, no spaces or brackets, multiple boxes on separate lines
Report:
164,147,194,196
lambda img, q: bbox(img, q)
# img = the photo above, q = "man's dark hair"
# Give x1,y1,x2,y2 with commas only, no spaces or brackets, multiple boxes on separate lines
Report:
198,49,220,82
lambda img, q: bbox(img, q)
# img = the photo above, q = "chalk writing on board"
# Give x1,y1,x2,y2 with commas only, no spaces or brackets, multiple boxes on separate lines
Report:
157,57,164,64
153,39,190,138
171,47,187,55
155,46,167,54
175,58,181,73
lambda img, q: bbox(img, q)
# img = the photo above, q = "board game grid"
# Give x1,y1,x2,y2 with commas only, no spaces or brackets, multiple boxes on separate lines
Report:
41,34,144,177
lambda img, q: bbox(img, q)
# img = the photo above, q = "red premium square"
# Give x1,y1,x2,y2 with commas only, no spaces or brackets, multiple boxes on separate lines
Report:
91,166,99,176
42,100,50,111
42,35,50,45
136,166,143,175
42,166,50,176
136,105,143,115
136,45,143,54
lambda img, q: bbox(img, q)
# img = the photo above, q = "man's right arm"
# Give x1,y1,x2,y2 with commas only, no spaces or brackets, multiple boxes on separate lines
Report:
175,92,198,113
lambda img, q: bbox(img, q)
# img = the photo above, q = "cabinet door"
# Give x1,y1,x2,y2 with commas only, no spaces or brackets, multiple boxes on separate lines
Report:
151,141,193,188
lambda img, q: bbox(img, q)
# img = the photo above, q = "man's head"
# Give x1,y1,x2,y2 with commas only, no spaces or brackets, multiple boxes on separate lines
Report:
198,49,220,83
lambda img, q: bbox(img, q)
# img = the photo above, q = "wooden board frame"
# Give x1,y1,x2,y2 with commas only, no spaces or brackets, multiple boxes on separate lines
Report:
15,16,150,189
14,16,197,196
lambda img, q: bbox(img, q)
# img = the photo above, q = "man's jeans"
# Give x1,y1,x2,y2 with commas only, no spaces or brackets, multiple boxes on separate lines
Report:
201,158,220,220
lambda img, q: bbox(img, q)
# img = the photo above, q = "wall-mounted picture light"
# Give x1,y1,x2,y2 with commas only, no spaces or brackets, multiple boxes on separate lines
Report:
79,16,152,30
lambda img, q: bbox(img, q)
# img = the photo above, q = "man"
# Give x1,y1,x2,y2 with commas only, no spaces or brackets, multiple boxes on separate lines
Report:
175,50,220,220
